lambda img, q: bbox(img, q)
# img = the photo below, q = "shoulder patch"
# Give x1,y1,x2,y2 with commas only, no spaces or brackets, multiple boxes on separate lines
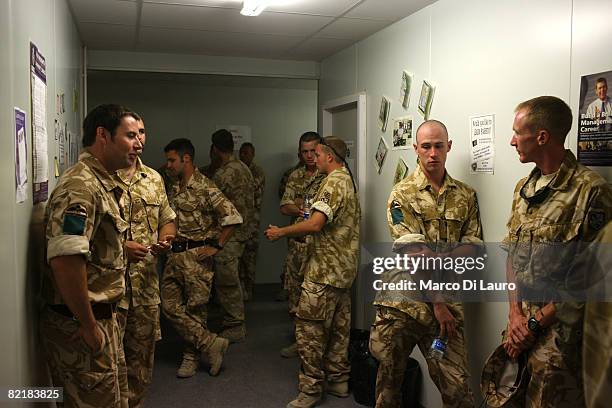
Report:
321,191,332,204
63,205,87,235
390,200,404,225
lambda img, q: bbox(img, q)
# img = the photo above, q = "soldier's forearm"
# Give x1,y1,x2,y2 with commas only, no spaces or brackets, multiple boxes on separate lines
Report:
218,225,236,246
49,254,97,329
158,221,176,242
280,203,301,217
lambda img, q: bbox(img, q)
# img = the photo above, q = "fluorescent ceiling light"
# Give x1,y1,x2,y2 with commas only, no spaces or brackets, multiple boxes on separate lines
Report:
241,0,268,16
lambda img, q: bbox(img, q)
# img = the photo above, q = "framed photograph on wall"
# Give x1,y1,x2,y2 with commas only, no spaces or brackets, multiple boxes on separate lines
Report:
392,116,413,150
375,137,389,173
378,96,391,132
393,158,409,184
399,71,413,109
418,80,435,119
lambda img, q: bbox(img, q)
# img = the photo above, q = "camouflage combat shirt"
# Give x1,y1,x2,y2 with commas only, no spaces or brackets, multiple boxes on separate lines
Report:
44,151,129,305
115,158,176,308
378,164,483,325
304,166,361,289
281,165,326,224
213,156,254,242
249,161,266,221
170,168,242,241
502,150,612,333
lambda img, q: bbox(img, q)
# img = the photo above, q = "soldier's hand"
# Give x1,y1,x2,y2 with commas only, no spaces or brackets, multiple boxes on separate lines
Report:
503,339,522,361
265,225,283,241
196,246,218,260
150,235,174,256
125,241,149,262
73,323,105,354
507,312,535,350
433,302,457,339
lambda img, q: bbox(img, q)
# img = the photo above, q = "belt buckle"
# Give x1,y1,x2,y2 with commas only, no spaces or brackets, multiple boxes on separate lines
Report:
172,241,187,253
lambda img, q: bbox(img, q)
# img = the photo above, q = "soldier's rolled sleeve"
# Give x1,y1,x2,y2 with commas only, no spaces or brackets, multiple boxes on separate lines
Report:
459,192,484,244
46,188,95,261
312,180,341,224
386,191,421,241
158,189,176,227
311,201,333,222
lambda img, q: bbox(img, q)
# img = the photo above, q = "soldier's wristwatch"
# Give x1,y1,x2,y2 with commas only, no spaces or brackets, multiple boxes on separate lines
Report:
527,315,542,335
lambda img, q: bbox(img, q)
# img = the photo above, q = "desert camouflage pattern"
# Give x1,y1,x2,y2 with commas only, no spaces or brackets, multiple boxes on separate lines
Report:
213,156,255,242
115,158,176,308
280,165,326,219
369,306,474,408
239,161,266,296
116,305,161,408
503,151,612,407
43,151,129,305
304,166,361,289
162,250,217,351
582,223,612,408
284,239,310,316
168,168,242,241
379,164,483,322
480,342,529,407
278,162,301,199
295,280,351,395
214,240,246,327
40,307,127,408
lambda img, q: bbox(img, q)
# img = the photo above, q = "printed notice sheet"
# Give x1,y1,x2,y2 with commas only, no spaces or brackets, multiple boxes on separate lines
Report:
469,114,495,174
15,108,28,203
30,43,48,203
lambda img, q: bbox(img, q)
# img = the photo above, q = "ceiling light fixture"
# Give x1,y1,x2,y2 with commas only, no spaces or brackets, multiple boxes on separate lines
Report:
240,0,268,16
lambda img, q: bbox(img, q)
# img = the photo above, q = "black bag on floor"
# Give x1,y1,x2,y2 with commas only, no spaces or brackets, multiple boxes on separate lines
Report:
349,329,423,407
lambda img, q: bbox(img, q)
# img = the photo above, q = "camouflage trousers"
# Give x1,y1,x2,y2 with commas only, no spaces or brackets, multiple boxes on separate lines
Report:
369,306,474,408
116,304,161,408
523,325,585,408
295,280,351,395
214,240,246,327
40,306,127,408
161,249,217,352
239,235,259,295
583,302,612,408
283,238,310,317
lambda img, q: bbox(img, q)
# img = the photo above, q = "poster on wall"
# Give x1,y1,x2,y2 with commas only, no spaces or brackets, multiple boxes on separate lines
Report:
393,158,409,184
399,71,413,109
30,42,49,203
14,107,28,203
418,80,435,120
469,114,495,174
392,116,412,150
378,96,391,132
216,125,252,150
577,69,612,166
374,137,389,174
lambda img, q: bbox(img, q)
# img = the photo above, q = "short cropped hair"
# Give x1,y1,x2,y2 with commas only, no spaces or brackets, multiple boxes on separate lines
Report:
240,142,255,153
82,104,140,147
212,129,234,153
596,77,608,88
164,138,195,161
320,136,348,164
415,120,448,143
515,96,572,142
299,131,322,149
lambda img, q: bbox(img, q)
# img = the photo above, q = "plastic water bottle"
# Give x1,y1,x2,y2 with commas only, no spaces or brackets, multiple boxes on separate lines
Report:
429,336,447,361
303,194,311,220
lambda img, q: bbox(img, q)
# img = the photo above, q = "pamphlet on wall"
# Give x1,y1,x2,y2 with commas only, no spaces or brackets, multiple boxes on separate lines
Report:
15,107,28,203
30,42,49,203
469,114,495,174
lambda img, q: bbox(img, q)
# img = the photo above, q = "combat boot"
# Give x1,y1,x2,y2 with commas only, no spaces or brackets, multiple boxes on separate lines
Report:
205,336,229,376
326,381,349,398
286,392,321,408
176,348,199,378
219,324,246,343
280,342,298,358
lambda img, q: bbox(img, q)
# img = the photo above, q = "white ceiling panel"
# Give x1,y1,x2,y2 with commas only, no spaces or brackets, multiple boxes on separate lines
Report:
142,2,333,36
78,22,137,50
285,37,354,61
345,0,436,21
139,26,303,58
70,0,139,25
266,0,361,16
315,17,389,41
143,0,242,9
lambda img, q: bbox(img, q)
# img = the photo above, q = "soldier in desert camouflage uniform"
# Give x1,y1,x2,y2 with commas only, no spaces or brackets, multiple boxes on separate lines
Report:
266,137,360,408
370,120,481,408
162,138,242,378
40,104,143,407
278,132,325,357
211,129,255,342
238,142,266,301
502,96,612,408
114,117,176,407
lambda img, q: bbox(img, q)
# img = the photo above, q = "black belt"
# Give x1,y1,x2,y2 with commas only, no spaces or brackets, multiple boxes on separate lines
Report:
171,239,207,253
48,303,116,320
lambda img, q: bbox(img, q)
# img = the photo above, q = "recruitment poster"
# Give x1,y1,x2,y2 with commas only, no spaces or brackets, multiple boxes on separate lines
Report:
577,69,612,166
